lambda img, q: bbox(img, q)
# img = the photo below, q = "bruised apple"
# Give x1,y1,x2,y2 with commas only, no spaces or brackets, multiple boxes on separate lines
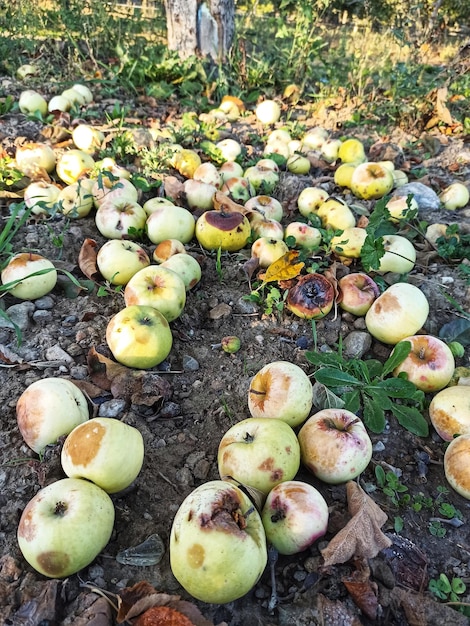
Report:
170,480,267,603
298,409,372,484
376,234,416,274
16,378,89,454
350,162,394,200
195,211,251,251
338,272,380,316
1,253,57,300
251,237,288,268
95,200,147,240
61,417,144,493
146,205,195,244
261,481,328,555
287,273,335,320
428,386,470,441
17,478,114,578
330,227,367,259
248,361,313,428
161,253,202,290
124,266,186,322
391,335,455,392
444,434,470,499
217,417,300,495
97,239,150,285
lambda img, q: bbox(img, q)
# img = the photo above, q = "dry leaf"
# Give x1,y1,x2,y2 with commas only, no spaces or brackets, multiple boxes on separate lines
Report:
163,176,184,204
78,238,100,280
342,559,378,620
213,191,252,217
317,594,363,626
321,481,392,567
242,256,260,283
382,534,428,591
258,250,304,284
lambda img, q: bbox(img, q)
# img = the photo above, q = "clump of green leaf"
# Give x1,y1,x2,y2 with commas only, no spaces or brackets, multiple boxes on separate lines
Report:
429,573,470,616
305,340,428,436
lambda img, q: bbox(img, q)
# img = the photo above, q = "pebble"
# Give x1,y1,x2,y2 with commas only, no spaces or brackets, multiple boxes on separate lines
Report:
34,295,55,310
0,302,34,330
394,182,441,210
209,302,232,319
69,365,89,380
182,355,200,371
234,296,259,314
88,564,105,580
32,310,52,325
175,466,193,486
45,345,74,364
98,399,127,418
342,331,372,359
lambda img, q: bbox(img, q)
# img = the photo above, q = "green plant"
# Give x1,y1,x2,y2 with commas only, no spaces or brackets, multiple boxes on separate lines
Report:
215,247,223,282
305,339,428,435
374,466,410,506
429,573,468,612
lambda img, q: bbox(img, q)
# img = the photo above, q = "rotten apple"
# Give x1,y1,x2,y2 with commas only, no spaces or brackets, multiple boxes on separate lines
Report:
287,273,335,320
195,211,251,252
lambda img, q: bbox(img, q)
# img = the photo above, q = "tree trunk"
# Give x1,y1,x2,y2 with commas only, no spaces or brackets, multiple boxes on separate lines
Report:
163,0,234,61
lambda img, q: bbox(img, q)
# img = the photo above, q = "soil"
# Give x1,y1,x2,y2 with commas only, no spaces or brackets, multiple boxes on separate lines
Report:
0,93,470,626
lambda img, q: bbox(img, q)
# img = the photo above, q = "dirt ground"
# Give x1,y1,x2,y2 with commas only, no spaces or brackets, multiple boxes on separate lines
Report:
1,95,470,625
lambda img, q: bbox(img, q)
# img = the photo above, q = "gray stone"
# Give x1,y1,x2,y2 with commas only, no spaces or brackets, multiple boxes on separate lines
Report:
98,399,128,418
342,331,372,359
34,295,55,309
45,345,74,363
183,354,199,371
32,309,52,325
394,182,441,210
0,302,34,330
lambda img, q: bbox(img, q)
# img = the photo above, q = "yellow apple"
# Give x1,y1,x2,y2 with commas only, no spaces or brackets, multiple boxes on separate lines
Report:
330,227,367,258
124,265,186,322
195,211,251,251
317,197,356,230
350,162,394,200
338,138,367,164
56,149,95,184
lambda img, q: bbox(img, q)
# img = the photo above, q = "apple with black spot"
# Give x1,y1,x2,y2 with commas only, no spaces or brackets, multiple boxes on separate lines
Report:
195,210,251,252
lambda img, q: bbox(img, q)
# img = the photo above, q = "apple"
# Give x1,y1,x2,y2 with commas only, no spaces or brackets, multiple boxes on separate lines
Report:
97,239,150,285
216,138,243,162
142,197,175,215
57,181,94,218
193,161,222,187
218,160,244,182
251,216,284,241
392,170,409,188
17,477,114,578
183,179,217,211
243,165,279,195
297,187,329,217
251,237,289,268
92,176,139,208
72,124,104,154
106,304,173,369
169,480,267,604
267,129,292,146
16,377,89,453
286,154,311,175
284,222,322,249
425,223,455,246
263,138,290,160
195,211,251,252
146,205,195,244
95,157,131,180
48,95,72,112
365,283,429,344
124,265,186,322
320,139,342,163
317,197,356,230
153,239,186,263
439,182,469,210
337,138,367,164
23,181,60,215
220,176,255,203
161,253,202,290
298,409,373,484
248,360,313,428
338,272,380,316
261,481,328,555
255,99,281,124
1,253,57,300
16,64,37,79
218,417,301,495
428,385,470,441
18,90,48,116
15,143,56,174
330,227,367,258
444,434,470,499
61,417,144,493
256,158,280,173
334,163,357,188
301,127,328,151
56,149,95,184
245,195,283,222
95,200,147,240
376,234,416,274
287,273,335,320
385,195,419,221
71,83,93,104
350,162,394,200
61,87,87,107
392,335,455,392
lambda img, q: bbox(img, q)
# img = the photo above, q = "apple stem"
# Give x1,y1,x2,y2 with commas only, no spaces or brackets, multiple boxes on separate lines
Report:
54,501,67,516
267,544,279,613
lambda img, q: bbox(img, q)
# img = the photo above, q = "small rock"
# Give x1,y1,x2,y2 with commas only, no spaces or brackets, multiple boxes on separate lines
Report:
0,302,34,330
45,345,74,364
394,182,441,210
209,302,232,319
32,310,52,325
88,564,105,580
70,365,89,380
98,399,127,418
343,331,372,359
234,296,259,314
175,466,193,486
34,295,55,310
182,355,199,371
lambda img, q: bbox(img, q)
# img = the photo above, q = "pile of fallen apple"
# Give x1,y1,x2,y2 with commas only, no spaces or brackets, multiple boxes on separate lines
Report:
4,90,470,601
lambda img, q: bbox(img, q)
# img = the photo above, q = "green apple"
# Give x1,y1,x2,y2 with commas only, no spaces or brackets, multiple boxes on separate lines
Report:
97,239,150,285
376,234,416,274
195,211,251,251
92,176,139,208
72,124,104,154
23,182,60,215
15,143,56,174
18,90,48,116
106,304,173,369
297,186,329,217
251,237,289,268
146,205,195,244
57,181,94,218
255,99,281,124
350,162,394,200
439,182,469,210
173,149,202,178
385,195,419,221
61,417,144,493
248,360,313,428
330,227,367,258
220,176,255,203
251,216,285,241
261,481,328,555
124,266,186,322
161,253,202,290
284,222,322,249
286,153,311,174
48,94,72,112
218,417,301,495
300,127,328,151
193,161,221,187
1,253,57,300
61,87,87,106
95,200,147,240
365,282,429,344
337,138,367,164
17,478,114,578
317,197,356,230
183,179,217,211
243,165,279,195
216,138,243,162
16,377,89,453
56,149,95,184
142,197,175,216
218,160,244,183
320,138,342,163
71,83,93,104
245,195,284,222
170,480,267,603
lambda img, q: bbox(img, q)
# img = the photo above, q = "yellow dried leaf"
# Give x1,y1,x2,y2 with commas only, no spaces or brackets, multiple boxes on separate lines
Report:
258,250,304,284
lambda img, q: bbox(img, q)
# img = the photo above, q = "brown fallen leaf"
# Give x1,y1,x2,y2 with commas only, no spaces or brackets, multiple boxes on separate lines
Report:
78,238,100,280
382,533,428,591
321,481,392,567
317,593,363,626
163,176,184,204
258,250,304,284
342,558,379,620
213,190,253,217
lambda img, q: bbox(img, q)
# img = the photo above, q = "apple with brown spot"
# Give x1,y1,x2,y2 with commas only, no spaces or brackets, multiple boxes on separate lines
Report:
17,478,114,578
248,360,313,428
338,272,380,316
391,335,455,392
261,480,328,555
429,385,470,441
95,199,147,240
1,253,57,300
298,409,372,484
444,434,470,499
287,273,335,320
124,265,186,322
97,239,150,285
61,417,144,493
195,210,251,252
169,480,267,603
217,417,301,495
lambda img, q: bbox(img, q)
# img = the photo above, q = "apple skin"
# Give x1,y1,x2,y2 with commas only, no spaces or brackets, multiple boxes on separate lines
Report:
153,239,186,263
17,478,114,578
16,377,89,454
317,198,356,230
216,138,242,162
218,160,244,182
1,253,57,300
161,253,202,290
439,182,469,210
251,216,285,241
220,176,255,203
297,187,329,217
251,237,289,268
193,161,221,187
97,239,150,285
146,205,195,244
142,197,175,215
243,165,279,195
124,266,186,322
255,99,281,124
183,179,217,211
92,176,139,208
338,272,380,316
55,149,95,185
170,480,267,604
330,227,367,258
334,162,356,188
350,162,394,200
245,195,283,222
338,138,367,164
95,200,147,240
106,304,173,369
18,90,48,116
261,481,328,555
287,273,335,320
301,127,328,151
218,417,301,495
248,361,313,428
72,124,104,154
284,222,322,249
444,434,470,499
195,211,251,252
365,283,429,345
376,234,416,274
23,182,60,215
428,386,470,441
15,143,56,174
61,417,144,493
385,195,419,221
392,335,455,392
298,409,373,484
